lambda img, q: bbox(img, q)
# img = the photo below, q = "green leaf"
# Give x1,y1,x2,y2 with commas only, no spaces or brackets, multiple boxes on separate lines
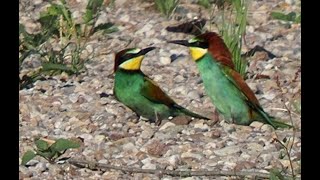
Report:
19,23,26,35
84,0,104,24
42,63,73,72
198,0,211,8
155,0,179,18
102,26,119,34
50,139,80,152
271,11,299,22
35,139,49,151
38,14,59,37
269,169,285,180
93,23,118,34
59,0,67,5
295,14,301,23
75,24,83,37
87,0,104,12
83,9,94,24
36,149,57,160
45,4,63,16
21,150,37,166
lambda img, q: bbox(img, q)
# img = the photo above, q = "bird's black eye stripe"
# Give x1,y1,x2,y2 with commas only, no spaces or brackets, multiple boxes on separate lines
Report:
118,53,137,65
190,41,208,48
122,53,137,61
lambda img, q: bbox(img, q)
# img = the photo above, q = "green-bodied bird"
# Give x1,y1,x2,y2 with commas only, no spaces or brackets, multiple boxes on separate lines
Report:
113,47,209,122
169,32,292,129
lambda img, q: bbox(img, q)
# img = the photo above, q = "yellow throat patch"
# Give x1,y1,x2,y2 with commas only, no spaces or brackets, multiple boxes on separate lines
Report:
119,55,144,70
189,47,207,61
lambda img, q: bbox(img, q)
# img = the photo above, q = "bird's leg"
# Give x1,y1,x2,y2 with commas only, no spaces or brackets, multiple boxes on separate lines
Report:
209,109,220,127
213,109,220,123
154,110,162,126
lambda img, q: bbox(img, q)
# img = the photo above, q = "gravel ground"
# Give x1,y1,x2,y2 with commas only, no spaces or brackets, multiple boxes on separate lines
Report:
19,0,301,179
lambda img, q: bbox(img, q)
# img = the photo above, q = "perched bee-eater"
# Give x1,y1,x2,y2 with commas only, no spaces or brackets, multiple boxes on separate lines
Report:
169,32,292,129
113,47,209,122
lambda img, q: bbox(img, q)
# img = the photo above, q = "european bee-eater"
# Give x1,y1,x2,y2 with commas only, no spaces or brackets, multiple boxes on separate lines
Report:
169,32,292,129
113,47,209,122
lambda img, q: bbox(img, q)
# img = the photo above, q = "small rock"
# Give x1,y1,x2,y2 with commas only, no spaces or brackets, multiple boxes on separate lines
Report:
181,151,203,160
214,145,241,156
79,133,93,142
247,82,257,93
122,143,138,153
26,159,39,166
140,127,155,139
160,57,171,65
94,135,106,143
174,75,185,83
166,155,180,167
115,0,128,7
247,25,255,33
260,154,273,162
194,121,209,131
206,142,217,149
34,0,43,5
159,122,175,131
181,178,194,180
69,93,79,103
100,97,109,105
247,143,264,152
234,161,256,171
171,116,191,125
265,64,274,70
119,14,130,22
279,159,291,168
286,33,295,41
35,162,47,172
261,124,274,132
285,0,295,5
54,121,62,129
141,158,156,169
262,93,276,100
187,90,201,101
250,121,264,128
142,163,157,170
146,140,168,157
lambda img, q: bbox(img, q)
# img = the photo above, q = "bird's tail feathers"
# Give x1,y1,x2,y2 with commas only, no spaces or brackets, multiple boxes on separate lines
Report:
255,109,293,129
175,105,210,120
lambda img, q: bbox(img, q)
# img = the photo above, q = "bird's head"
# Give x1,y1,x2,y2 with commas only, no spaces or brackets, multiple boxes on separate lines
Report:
169,32,234,68
168,34,209,61
114,47,156,72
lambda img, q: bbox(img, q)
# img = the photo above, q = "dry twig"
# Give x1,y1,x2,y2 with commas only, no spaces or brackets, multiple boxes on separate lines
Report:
68,158,282,178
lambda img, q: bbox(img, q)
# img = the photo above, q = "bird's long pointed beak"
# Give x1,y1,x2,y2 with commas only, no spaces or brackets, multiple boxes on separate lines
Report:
168,40,190,47
140,47,157,55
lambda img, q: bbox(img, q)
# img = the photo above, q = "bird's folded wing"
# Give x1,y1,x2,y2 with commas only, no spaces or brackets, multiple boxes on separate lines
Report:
221,65,261,108
140,76,176,106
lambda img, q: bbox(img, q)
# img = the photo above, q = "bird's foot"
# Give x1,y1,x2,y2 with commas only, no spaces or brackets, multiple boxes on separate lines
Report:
209,110,220,127
154,111,162,126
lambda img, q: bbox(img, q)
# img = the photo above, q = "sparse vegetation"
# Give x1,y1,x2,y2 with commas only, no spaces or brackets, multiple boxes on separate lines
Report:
271,11,301,23
198,0,249,77
154,0,180,18
216,0,248,77
21,138,81,165
19,0,118,89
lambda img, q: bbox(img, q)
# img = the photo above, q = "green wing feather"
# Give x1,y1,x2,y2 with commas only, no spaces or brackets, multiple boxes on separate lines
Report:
140,76,176,106
220,65,292,128
141,76,210,120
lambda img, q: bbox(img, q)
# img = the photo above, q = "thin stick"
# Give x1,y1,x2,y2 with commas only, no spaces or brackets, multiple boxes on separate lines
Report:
268,108,300,117
275,75,297,178
68,158,284,178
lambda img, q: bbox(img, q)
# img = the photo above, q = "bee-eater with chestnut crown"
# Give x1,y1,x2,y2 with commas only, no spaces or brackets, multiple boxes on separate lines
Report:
169,32,292,129
113,47,209,122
